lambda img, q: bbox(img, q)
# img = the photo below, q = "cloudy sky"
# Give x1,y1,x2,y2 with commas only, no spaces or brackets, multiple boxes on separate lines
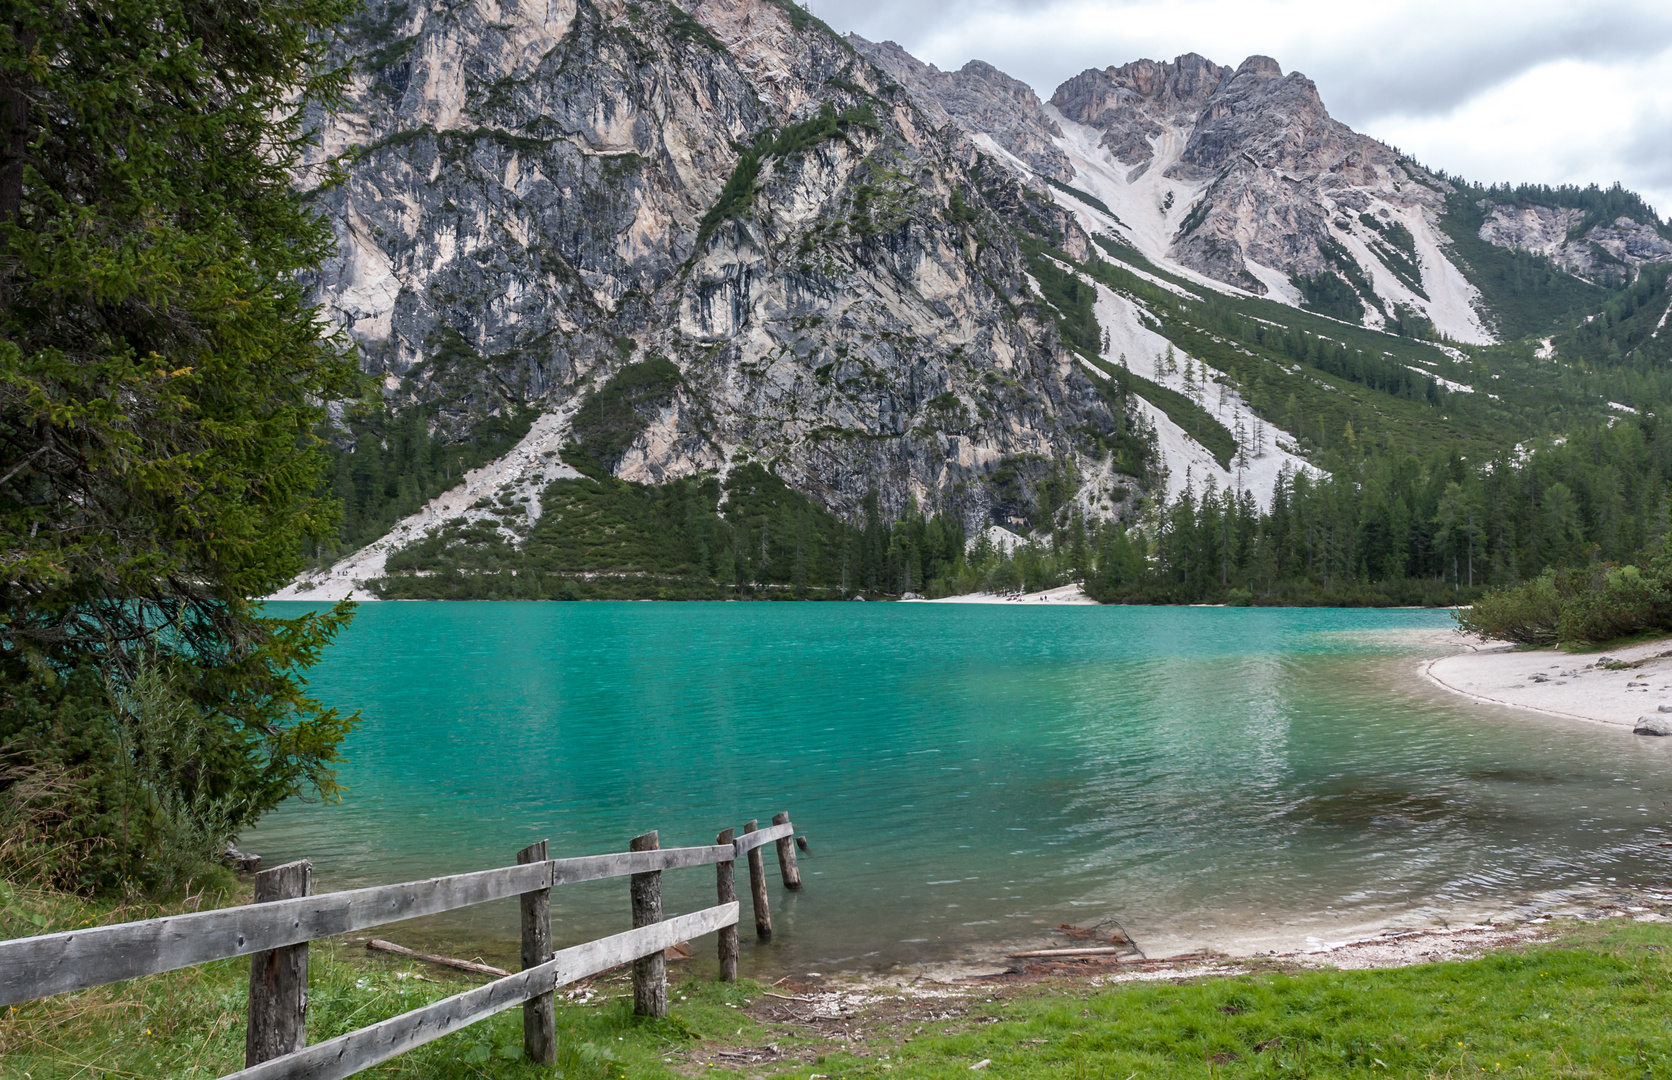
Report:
809,0,1672,218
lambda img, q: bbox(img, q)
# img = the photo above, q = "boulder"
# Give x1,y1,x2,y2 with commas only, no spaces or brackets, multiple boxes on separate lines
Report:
1634,716,1672,736
221,845,262,872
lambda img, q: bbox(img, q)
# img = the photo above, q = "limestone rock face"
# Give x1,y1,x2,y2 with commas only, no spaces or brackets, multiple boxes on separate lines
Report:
1478,205,1672,285
858,47,1490,342
309,0,1123,535
1050,55,1453,310
1051,53,1231,172
848,36,1072,182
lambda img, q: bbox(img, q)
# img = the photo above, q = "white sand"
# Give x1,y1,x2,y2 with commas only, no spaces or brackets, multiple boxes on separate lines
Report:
1424,634,1672,729
911,583,1098,605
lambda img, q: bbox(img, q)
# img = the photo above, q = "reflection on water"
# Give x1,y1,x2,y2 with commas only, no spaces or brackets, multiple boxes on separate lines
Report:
249,602,1672,973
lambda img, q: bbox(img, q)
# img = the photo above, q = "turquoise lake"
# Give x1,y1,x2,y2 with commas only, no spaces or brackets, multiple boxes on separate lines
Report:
250,602,1672,976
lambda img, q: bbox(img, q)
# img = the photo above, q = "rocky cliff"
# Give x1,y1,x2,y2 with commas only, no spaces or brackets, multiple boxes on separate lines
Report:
848,37,1072,183
844,49,1492,343
1475,205,1672,285
304,0,1126,541
1048,55,1492,342
283,9,1667,598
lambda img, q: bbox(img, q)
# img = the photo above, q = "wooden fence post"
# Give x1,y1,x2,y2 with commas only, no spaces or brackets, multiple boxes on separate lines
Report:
715,828,739,982
517,840,555,1064
743,820,771,942
246,859,311,1066
628,831,667,1017
771,811,802,890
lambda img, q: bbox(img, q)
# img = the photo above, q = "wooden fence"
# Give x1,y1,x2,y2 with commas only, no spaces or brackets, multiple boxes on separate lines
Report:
0,813,803,1079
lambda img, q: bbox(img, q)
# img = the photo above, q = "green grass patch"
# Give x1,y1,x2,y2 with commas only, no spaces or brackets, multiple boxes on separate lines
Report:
1044,177,1116,219
800,921,1672,1078
10,880,1672,1079
1435,192,1610,342
0,878,776,1079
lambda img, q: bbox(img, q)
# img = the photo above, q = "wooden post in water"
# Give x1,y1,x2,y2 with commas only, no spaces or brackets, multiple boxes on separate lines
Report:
715,828,739,982
517,840,555,1064
246,859,311,1066
772,811,802,890
743,820,772,941
628,831,667,1017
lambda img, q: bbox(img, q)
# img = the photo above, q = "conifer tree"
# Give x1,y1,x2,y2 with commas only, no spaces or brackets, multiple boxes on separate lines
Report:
1,0,362,888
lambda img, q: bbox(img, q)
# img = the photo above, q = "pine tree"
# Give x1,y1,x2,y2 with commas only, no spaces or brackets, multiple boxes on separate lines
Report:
1,0,362,889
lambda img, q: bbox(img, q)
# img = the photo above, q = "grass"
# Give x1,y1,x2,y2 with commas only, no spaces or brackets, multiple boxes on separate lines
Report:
1079,237,1554,462
1434,193,1609,343
1558,628,1672,654
0,877,758,1079
9,877,1672,1078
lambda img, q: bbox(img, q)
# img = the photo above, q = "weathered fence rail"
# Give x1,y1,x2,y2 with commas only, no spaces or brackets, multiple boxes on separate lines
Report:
0,813,802,1079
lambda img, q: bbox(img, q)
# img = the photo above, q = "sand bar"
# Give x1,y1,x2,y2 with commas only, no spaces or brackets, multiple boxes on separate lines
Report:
1424,634,1672,729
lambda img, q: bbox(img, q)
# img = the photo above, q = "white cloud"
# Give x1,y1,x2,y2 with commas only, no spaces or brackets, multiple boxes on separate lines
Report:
813,0,1672,217
1367,51,1672,215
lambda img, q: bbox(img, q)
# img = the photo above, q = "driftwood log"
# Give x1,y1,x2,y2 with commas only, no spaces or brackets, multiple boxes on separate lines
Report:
365,939,510,978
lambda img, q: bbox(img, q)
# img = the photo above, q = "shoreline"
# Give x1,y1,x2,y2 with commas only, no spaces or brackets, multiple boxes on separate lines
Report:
1422,633,1672,730
906,583,1099,605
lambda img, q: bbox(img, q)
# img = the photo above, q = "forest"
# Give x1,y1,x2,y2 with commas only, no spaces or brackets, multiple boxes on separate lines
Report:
322,167,1672,613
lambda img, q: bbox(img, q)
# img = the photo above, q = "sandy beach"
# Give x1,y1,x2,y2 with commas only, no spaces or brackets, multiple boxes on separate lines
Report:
1424,633,1672,729
911,583,1098,605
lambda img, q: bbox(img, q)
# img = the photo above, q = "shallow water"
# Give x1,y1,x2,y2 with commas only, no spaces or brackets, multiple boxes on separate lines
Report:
249,602,1672,975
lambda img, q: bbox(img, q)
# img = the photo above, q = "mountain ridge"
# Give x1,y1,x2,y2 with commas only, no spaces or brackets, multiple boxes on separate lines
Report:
276,2,1672,601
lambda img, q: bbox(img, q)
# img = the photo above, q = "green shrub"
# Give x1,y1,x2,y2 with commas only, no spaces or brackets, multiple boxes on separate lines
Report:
1557,564,1670,643
563,357,684,476
1458,563,1672,646
1,666,244,896
1457,570,1564,645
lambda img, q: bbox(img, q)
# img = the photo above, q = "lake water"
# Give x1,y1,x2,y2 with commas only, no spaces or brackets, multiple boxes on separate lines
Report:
250,602,1672,976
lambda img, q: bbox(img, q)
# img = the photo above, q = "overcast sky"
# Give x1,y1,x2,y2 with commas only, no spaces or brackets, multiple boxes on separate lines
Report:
810,0,1672,219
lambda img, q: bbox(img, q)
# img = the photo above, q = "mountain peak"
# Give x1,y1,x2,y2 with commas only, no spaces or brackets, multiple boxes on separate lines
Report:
849,34,1071,179
1234,55,1283,79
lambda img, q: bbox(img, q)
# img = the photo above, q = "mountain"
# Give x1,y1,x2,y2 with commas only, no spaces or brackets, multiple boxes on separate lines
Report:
284,0,1128,600
275,0,1672,601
